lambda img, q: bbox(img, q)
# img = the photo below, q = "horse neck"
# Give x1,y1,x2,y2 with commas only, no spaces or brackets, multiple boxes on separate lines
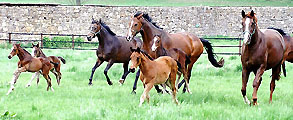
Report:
17,48,31,61
138,52,153,73
98,27,114,47
38,49,46,57
248,26,262,48
155,44,168,58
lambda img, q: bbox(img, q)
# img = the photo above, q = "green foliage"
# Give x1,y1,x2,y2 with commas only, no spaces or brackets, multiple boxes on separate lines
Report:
1,110,17,119
42,36,97,49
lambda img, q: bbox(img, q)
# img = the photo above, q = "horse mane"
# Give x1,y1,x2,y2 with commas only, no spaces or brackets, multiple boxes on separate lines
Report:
267,27,287,36
134,12,163,29
140,50,154,60
99,20,116,36
20,47,31,55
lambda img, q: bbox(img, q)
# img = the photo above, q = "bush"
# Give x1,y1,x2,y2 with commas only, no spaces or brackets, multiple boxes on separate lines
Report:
42,36,97,49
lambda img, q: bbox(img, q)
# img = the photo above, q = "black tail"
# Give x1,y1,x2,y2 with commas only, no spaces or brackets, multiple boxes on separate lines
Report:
200,38,224,67
50,61,59,67
267,27,287,36
58,56,66,64
282,62,286,77
185,55,191,69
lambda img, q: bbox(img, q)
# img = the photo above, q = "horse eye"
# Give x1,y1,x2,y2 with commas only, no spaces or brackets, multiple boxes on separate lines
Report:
134,24,138,26
156,40,160,43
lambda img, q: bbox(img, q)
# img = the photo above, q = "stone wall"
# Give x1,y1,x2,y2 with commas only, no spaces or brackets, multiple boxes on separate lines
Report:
0,5,292,40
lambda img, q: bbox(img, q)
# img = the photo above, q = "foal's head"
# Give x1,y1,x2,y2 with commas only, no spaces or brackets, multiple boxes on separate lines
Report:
126,12,144,41
32,43,41,57
151,34,162,51
8,44,21,59
129,47,142,73
241,10,258,45
87,18,102,41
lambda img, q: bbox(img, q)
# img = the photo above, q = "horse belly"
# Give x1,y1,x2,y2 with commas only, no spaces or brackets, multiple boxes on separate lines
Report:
27,61,42,72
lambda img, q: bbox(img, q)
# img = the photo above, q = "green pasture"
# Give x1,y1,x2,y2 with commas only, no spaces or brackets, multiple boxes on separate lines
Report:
0,40,293,119
1,0,292,7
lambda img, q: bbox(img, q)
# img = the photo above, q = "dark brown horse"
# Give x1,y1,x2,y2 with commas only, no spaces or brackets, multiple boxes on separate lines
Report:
129,47,178,106
151,34,191,93
126,12,224,93
241,10,286,105
87,18,142,85
7,44,55,95
25,43,66,87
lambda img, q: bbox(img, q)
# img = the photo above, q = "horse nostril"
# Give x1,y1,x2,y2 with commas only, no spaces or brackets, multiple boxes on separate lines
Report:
8,55,11,59
87,36,92,41
129,68,135,73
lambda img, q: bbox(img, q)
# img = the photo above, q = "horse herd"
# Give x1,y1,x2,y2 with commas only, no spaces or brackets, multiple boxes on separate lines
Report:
5,10,293,106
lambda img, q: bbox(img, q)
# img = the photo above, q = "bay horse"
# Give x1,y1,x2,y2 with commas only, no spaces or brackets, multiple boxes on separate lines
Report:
7,44,55,95
87,18,142,85
25,43,66,87
126,12,224,93
241,10,286,105
151,34,191,93
129,47,179,106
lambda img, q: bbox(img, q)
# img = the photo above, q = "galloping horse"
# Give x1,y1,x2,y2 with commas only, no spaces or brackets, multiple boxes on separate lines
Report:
7,44,55,95
25,43,66,87
126,12,224,93
129,47,179,106
151,34,191,93
240,10,286,105
87,18,142,85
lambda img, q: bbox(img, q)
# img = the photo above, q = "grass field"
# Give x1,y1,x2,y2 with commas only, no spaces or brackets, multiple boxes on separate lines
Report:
0,41,293,119
1,0,293,7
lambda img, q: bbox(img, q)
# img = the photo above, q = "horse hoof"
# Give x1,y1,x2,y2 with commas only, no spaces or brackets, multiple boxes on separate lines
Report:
119,79,124,85
131,90,136,94
26,84,31,88
88,82,93,86
108,81,113,86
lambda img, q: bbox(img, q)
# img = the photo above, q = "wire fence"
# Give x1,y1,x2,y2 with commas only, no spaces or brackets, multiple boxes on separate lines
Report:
0,32,243,55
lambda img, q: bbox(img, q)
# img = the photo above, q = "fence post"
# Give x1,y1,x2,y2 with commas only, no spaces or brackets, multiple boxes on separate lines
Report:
238,38,241,56
40,33,43,48
8,33,11,44
72,35,74,49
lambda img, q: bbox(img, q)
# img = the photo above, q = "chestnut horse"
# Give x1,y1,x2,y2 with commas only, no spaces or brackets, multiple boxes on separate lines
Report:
241,10,286,105
129,47,178,106
25,43,66,87
7,44,55,95
126,12,224,93
87,19,142,85
151,34,191,93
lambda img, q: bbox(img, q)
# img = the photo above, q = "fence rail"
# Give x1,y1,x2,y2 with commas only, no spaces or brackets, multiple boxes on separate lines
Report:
0,32,243,55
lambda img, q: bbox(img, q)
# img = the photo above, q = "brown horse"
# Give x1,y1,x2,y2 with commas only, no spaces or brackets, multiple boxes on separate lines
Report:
87,18,142,85
241,10,286,105
268,27,293,76
7,44,55,95
129,47,178,106
25,43,66,87
151,34,191,93
126,12,224,93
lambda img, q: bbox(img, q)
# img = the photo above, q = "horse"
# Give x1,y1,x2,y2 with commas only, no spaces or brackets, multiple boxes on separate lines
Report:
87,18,142,85
7,44,55,95
240,10,286,105
126,12,224,93
268,27,293,76
25,43,66,87
129,47,179,106
151,34,191,93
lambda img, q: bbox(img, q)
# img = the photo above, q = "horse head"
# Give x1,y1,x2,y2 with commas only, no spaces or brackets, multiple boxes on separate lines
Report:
151,34,162,52
87,18,102,41
241,10,258,45
126,12,144,41
8,44,21,59
129,47,142,73
32,43,40,57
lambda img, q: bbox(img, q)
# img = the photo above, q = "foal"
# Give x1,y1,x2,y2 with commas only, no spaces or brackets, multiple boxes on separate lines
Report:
151,34,191,93
7,44,55,95
129,47,178,106
26,43,66,87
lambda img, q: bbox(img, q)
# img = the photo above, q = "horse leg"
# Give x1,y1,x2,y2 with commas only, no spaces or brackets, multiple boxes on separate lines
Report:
43,73,54,92
176,71,182,92
7,67,26,95
119,62,130,85
36,71,42,85
50,69,59,85
252,65,266,105
89,59,104,85
104,61,114,85
161,83,170,94
241,68,250,104
170,68,179,105
270,65,281,103
26,72,40,87
132,69,140,94
139,82,153,107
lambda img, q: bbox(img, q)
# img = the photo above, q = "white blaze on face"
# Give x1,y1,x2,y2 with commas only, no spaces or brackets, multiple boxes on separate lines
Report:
151,37,158,51
127,20,134,40
32,47,35,57
243,18,251,45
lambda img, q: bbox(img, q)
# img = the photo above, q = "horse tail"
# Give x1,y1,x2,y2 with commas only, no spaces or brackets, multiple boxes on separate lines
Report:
185,55,191,69
58,56,66,64
200,38,224,67
282,62,286,77
50,61,59,67
175,60,182,71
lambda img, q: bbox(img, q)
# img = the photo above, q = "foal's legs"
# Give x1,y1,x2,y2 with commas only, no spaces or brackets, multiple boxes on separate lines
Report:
7,67,26,95
43,73,54,92
252,65,266,105
170,68,179,105
241,68,250,105
139,82,153,107
119,62,131,85
132,69,162,94
270,65,281,103
26,72,40,87
89,59,104,85
104,61,114,85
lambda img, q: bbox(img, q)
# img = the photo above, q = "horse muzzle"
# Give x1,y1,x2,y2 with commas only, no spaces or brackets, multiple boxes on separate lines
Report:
87,36,92,41
129,68,135,73
8,55,12,59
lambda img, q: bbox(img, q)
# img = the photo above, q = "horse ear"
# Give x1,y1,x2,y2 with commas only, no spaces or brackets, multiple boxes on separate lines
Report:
137,47,141,53
250,10,255,17
242,10,246,18
36,43,39,48
137,13,143,19
99,18,102,23
16,43,20,48
130,47,134,52
32,43,35,46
